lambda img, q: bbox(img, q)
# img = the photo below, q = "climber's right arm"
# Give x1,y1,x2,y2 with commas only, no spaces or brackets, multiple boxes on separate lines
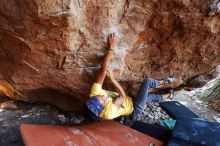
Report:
95,33,117,85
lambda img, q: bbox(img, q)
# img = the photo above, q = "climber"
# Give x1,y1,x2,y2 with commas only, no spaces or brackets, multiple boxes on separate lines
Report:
85,33,175,121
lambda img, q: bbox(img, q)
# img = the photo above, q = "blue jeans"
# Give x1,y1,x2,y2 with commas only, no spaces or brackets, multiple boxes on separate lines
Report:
132,78,163,119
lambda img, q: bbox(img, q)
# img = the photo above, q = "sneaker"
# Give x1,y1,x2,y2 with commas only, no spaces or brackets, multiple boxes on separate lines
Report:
164,76,176,84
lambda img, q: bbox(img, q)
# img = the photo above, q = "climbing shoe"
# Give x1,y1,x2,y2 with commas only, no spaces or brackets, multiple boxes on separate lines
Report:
164,76,176,84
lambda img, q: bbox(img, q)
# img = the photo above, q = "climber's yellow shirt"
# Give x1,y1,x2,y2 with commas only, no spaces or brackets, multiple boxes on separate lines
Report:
90,83,133,119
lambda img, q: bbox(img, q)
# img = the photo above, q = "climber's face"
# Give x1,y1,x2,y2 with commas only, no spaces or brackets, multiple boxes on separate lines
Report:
97,95,107,106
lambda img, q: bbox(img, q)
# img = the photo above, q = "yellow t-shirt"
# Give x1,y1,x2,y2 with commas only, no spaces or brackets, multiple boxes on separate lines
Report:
90,83,133,119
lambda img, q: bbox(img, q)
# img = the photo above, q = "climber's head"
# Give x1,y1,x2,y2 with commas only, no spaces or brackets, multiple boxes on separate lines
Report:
86,95,107,116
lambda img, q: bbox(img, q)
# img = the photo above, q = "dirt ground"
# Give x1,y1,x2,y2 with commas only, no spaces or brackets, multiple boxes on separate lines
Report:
0,89,219,146
172,89,220,122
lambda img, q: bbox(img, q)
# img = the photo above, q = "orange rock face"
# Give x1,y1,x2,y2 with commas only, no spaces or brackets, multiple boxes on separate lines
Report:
0,0,219,111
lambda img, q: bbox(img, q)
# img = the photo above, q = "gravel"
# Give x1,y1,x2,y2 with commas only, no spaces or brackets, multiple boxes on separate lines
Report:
139,102,172,124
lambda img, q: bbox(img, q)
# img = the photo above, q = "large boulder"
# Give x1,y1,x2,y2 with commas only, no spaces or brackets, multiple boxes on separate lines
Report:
0,0,219,111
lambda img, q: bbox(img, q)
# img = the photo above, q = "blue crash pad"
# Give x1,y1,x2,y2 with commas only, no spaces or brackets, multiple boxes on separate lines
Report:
168,118,220,146
159,101,199,119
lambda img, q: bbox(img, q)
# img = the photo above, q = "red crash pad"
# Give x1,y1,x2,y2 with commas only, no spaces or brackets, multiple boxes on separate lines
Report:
20,120,164,146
